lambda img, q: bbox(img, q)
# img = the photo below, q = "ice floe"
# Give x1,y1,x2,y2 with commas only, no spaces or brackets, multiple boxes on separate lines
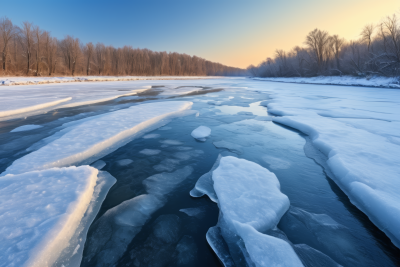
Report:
193,156,303,266
0,166,108,267
191,126,211,141
10,124,43,132
2,101,192,175
253,82,400,248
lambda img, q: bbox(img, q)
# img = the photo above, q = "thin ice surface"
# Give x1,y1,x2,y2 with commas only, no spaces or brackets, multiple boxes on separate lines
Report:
0,166,98,267
2,101,192,175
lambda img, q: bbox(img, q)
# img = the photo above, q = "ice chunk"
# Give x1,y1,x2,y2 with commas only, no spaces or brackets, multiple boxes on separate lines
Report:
234,222,304,267
90,160,106,170
84,164,193,266
139,148,161,156
213,140,243,154
190,155,221,202
144,166,193,196
159,126,172,130
82,194,164,267
191,126,211,141
262,155,291,170
153,158,180,172
116,159,133,166
10,124,43,132
2,101,192,175
55,171,116,267
210,156,303,266
206,226,235,267
294,244,342,267
279,206,363,266
160,139,183,145
179,206,207,219
0,166,98,267
142,133,160,139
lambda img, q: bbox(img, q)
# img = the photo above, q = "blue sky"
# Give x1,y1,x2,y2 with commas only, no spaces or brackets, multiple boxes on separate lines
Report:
2,0,399,68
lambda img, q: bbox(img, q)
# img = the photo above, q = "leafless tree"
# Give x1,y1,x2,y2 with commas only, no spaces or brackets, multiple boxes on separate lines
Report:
19,22,34,74
0,17,18,72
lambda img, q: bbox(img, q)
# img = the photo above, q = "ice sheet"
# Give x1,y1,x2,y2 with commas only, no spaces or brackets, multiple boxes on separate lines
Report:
2,101,192,175
252,80,400,248
209,156,303,266
253,76,400,88
0,166,98,267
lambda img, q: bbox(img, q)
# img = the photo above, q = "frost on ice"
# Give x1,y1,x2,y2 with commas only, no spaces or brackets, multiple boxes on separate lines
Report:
0,166,99,267
191,126,211,141
2,101,193,175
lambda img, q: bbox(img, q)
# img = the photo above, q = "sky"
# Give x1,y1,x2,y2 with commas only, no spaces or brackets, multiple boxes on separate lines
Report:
1,0,399,68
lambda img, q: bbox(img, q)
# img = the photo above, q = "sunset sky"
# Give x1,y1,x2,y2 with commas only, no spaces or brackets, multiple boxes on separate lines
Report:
2,0,399,68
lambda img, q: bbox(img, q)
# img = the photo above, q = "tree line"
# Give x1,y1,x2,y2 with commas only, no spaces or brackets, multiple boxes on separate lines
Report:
248,12,400,78
0,18,245,77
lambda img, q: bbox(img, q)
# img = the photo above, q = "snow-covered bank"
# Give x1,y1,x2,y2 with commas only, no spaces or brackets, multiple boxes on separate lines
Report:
252,81,400,248
253,76,400,89
0,76,223,86
2,101,193,175
0,166,98,267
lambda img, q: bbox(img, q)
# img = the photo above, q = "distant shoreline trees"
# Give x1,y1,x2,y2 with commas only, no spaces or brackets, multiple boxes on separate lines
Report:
248,12,400,79
0,17,245,77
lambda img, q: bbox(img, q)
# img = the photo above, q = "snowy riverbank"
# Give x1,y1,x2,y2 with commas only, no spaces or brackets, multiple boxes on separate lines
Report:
253,76,400,89
0,76,224,86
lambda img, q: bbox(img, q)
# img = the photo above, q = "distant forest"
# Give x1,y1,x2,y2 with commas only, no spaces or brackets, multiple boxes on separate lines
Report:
248,12,400,78
0,18,245,77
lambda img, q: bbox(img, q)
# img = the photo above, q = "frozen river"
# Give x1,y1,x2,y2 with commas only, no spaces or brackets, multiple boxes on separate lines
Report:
0,78,399,266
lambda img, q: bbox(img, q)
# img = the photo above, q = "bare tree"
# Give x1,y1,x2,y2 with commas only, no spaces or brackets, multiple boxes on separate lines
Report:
305,29,331,73
84,42,94,75
0,17,18,72
33,25,43,75
361,24,375,52
19,22,34,74
330,35,345,73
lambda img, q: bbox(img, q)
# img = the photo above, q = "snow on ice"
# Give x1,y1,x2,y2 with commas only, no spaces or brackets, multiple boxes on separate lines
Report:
191,126,211,141
195,156,303,266
2,101,192,175
0,166,98,267
252,81,400,248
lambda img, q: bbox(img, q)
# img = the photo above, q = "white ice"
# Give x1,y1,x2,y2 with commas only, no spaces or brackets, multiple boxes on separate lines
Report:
2,101,192,175
142,133,161,139
211,156,303,266
254,81,400,248
253,75,400,89
10,124,43,132
191,126,211,141
0,166,99,267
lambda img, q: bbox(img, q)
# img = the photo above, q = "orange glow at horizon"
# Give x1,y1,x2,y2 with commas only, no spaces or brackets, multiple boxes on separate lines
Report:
207,1,399,69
